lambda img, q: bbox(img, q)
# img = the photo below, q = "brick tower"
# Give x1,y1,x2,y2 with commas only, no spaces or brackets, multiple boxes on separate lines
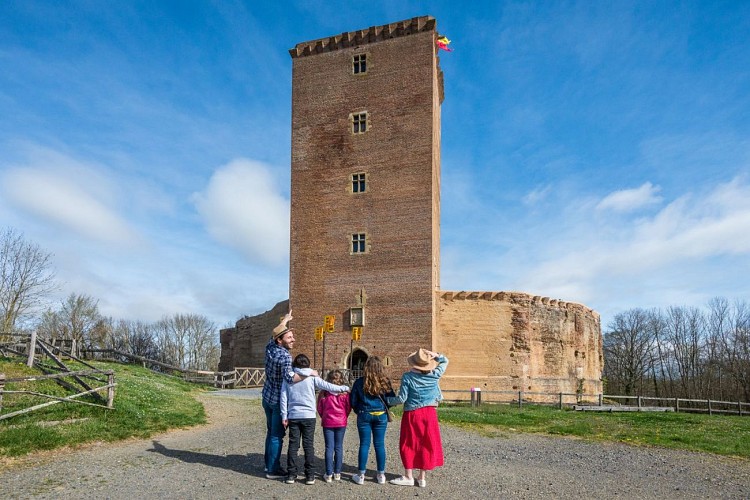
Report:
288,16,443,377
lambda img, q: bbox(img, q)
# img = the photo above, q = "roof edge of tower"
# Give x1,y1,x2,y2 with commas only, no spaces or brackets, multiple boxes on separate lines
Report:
289,15,436,58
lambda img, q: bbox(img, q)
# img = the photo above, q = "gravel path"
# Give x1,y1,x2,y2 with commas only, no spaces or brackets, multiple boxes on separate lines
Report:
1,390,749,499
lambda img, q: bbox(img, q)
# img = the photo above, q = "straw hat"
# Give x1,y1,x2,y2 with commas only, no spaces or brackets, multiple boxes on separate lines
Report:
272,324,293,341
407,348,438,372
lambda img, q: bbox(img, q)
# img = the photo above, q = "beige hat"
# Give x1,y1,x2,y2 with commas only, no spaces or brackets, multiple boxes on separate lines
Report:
272,324,293,341
407,348,438,372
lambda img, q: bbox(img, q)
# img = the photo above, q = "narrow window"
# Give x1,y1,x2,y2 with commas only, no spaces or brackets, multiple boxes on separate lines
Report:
353,54,367,74
352,112,368,134
351,233,366,254
352,173,366,193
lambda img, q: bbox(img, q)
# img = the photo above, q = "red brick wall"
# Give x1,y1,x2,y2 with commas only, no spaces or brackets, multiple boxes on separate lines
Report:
289,20,441,377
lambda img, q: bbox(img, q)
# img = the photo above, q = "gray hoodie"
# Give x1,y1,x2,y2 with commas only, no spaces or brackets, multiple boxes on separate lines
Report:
280,368,349,420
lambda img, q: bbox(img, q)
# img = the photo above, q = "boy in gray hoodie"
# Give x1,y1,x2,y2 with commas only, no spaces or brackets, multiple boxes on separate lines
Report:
280,353,349,485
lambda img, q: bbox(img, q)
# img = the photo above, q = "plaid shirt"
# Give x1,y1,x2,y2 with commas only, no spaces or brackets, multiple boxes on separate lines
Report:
262,338,295,406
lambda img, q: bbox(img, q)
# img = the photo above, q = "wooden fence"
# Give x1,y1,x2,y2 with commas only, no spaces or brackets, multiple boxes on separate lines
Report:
82,349,236,388
443,388,749,416
0,369,115,421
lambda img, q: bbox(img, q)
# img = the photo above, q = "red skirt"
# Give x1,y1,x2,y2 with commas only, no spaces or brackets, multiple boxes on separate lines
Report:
399,406,444,470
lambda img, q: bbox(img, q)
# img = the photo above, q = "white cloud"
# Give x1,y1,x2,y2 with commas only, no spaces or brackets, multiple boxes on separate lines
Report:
522,177,750,304
193,158,289,266
522,184,552,205
0,150,140,246
596,182,662,212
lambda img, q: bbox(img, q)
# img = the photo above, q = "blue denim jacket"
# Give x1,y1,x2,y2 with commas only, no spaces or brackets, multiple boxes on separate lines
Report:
388,355,448,411
350,377,395,414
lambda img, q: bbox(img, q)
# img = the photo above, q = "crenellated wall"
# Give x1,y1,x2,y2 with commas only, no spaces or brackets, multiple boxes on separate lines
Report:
437,291,602,399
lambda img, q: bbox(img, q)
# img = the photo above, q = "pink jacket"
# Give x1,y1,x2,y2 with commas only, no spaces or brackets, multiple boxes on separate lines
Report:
317,391,351,428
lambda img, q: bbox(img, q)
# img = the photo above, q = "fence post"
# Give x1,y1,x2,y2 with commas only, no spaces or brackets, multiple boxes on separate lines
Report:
637,396,642,408
739,401,743,417
598,393,603,406
707,399,712,416
107,372,115,409
675,398,679,412
0,373,5,411
559,392,563,410
26,330,37,367
518,391,523,409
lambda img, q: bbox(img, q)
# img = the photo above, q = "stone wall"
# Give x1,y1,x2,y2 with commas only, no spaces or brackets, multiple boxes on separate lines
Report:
218,291,604,400
437,291,602,399
218,300,288,371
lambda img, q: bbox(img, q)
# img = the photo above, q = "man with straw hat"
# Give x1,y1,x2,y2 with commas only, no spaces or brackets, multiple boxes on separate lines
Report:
388,348,449,488
262,310,317,479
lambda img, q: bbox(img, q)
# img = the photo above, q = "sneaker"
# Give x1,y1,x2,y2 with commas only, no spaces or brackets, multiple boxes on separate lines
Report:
352,472,366,485
417,479,427,488
266,471,286,480
285,476,295,484
305,475,315,485
377,473,386,484
323,474,332,483
333,473,341,481
389,476,415,486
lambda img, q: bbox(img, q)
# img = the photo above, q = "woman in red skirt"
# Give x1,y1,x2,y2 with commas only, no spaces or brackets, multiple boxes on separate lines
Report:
388,348,449,488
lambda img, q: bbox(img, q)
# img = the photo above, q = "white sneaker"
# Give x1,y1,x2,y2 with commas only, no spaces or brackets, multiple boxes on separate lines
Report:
352,472,366,485
417,479,427,488
323,474,332,483
333,473,341,481
377,473,386,484
389,476,414,486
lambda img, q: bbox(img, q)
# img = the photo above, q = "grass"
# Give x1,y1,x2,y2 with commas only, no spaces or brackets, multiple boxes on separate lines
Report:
0,357,207,457
437,402,750,458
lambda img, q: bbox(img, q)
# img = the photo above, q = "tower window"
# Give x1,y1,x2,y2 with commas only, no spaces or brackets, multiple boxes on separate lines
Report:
353,54,367,74
351,233,367,254
351,112,368,134
352,173,366,193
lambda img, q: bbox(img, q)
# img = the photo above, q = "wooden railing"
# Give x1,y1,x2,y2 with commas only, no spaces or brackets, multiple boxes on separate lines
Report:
82,349,235,388
0,369,115,421
442,389,749,416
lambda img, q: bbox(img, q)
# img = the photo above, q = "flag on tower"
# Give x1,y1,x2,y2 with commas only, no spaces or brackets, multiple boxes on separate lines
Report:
437,35,453,52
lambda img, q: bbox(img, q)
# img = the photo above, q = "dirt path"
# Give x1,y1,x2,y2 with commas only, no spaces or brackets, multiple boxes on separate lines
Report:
1,392,749,499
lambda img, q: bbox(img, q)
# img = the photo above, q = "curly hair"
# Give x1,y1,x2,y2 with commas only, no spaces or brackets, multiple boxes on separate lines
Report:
326,369,345,386
363,356,392,396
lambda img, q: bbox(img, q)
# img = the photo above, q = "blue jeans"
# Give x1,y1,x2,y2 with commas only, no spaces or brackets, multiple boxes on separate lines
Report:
356,411,388,472
263,400,286,473
323,426,346,476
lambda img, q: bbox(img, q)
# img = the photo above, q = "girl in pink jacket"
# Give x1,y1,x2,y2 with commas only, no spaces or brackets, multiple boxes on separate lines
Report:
317,370,352,482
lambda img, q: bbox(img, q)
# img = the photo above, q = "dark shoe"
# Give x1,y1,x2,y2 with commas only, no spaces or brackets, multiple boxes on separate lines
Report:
305,475,316,485
266,470,286,480
285,475,295,484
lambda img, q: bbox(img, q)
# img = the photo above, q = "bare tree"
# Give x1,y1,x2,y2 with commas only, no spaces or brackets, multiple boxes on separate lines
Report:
38,293,102,347
664,306,705,399
154,313,219,370
0,228,56,334
603,309,655,395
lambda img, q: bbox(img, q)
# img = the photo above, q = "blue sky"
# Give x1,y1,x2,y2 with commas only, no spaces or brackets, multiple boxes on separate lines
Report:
1,1,749,330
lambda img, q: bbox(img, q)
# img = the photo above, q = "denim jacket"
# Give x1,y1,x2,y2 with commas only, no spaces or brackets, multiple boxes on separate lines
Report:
388,354,448,411
350,377,395,414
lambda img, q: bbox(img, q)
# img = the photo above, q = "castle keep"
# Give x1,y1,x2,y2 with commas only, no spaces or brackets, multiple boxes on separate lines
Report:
219,16,603,397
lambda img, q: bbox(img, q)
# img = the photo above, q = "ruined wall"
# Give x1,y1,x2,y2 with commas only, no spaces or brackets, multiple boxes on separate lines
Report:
437,291,602,398
218,300,288,371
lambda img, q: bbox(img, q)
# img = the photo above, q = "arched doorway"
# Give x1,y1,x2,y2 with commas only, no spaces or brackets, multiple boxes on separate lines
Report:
348,349,368,382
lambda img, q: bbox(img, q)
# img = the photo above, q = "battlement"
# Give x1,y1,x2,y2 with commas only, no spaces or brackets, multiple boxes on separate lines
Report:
440,290,599,319
289,15,436,58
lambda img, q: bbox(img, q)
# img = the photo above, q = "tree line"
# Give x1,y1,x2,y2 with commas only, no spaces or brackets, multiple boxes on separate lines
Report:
603,298,750,402
1,227,220,371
